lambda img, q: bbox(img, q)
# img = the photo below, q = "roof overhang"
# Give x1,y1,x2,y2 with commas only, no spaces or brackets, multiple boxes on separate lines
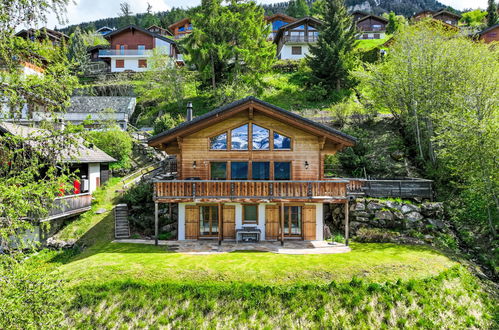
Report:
148,97,357,150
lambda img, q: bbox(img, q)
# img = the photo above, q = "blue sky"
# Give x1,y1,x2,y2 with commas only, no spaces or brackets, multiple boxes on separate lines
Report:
45,0,486,29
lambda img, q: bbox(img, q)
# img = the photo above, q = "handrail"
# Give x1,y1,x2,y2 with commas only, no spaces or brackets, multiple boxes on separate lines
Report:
153,179,350,183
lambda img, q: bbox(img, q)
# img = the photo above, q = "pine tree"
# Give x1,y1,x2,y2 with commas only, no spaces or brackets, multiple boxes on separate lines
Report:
310,0,325,19
307,0,357,91
487,0,498,27
119,1,135,26
67,26,89,70
286,0,310,18
386,11,400,34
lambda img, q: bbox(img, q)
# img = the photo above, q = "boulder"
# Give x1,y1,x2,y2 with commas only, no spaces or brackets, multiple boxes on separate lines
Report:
427,218,446,230
323,225,332,240
375,210,394,221
385,200,402,211
355,216,370,223
46,237,76,249
95,208,107,214
405,211,424,222
421,202,444,217
354,202,366,211
353,211,370,218
401,204,421,214
393,210,404,221
367,202,384,211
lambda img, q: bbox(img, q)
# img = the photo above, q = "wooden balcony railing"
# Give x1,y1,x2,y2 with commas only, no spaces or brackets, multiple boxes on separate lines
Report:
42,193,92,221
154,180,349,202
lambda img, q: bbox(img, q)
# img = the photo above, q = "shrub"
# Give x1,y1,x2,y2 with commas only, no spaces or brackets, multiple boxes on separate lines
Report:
272,59,301,73
355,228,400,243
153,113,183,136
87,128,133,169
305,83,329,102
122,181,153,206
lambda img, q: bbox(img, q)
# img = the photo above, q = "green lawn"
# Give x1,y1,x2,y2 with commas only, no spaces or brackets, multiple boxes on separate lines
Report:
356,36,391,50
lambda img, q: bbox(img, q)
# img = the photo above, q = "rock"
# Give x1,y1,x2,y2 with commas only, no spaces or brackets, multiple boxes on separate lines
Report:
427,218,446,230
421,202,444,217
354,202,366,211
170,229,178,238
95,208,107,214
323,225,332,240
393,210,404,221
375,210,394,221
405,211,424,222
385,200,402,211
390,150,405,161
424,235,434,241
355,217,370,223
161,224,172,232
367,202,384,211
353,211,370,218
46,237,76,249
401,204,421,214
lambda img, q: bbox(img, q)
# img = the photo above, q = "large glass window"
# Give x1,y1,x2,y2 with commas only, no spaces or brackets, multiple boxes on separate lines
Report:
284,206,302,236
243,204,258,224
210,133,227,150
210,162,227,180
252,162,270,180
274,132,291,149
231,124,248,150
252,124,269,150
274,162,291,180
231,162,248,180
200,206,218,236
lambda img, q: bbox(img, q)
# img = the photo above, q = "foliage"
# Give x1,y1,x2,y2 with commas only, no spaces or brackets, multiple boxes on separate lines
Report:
271,59,301,73
310,0,325,19
386,11,401,34
153,113,183,135
286,0,309,18
67,26,89,72
460,9,487,28
307,0,357,92
122,181,153,206
118,1,135,26
140,3,160,28
182,0,275,90
87,128,133,169
355,228,400,243
487,0,498,27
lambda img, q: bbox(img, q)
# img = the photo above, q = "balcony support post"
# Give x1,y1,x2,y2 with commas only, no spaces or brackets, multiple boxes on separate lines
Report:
154,202,159,246
280,202,285,246
218,202,222,245
344,200,349,246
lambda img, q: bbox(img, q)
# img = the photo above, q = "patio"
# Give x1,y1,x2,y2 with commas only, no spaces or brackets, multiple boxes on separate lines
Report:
113,239,351,255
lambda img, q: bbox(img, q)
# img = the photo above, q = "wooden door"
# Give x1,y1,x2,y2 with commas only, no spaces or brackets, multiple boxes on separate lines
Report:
222,205,236,239
303,205,316,240
185,205,199,239
265,204,280,240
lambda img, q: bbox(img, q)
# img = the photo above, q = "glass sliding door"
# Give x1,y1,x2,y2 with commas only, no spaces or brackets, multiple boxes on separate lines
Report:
283,206,302,237
200,205,218,237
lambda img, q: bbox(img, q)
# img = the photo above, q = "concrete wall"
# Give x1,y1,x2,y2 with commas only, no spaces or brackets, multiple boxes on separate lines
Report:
279,44,311,60
88,163,101,193
177,202,323,241
111,57,149,72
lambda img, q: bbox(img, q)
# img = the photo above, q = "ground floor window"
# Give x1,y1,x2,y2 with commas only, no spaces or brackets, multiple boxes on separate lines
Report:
200,205,218,236
284,205,302,236
291,46,302,55
243,204,258,224
138,59,147,68
115,59,124,68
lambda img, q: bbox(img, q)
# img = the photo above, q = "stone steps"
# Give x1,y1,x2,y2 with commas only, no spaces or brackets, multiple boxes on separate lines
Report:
115,204,130,239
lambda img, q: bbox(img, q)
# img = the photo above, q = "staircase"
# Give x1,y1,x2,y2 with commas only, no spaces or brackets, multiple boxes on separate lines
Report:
115,204,130,239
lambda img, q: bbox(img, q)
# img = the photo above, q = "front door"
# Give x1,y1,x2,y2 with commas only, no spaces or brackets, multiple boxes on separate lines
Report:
200,205,218,237
283,206,302,237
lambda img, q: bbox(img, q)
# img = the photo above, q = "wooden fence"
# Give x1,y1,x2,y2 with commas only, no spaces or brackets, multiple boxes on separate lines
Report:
42,193,92,221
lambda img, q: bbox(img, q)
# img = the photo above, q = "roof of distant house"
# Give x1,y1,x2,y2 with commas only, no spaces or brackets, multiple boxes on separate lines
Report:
0,122,116,163
478,24,499,36
15,27,69,42
265,13,297,23
68,96,136,116
274,16,324,43
357,14,389,24
413,9,461,20
104,25,176,44
168,18,191,31
96,26,114,33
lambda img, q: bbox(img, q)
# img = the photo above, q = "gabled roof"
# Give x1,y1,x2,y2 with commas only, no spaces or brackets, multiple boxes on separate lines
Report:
274,16,324,44
104,25,176,44
432,9,461,19
357,14,388,24
168,18,191,30
265,13,297,24
0,122,116,163
147,25,173,36
96,26,114,33
148,96,357,148
16,27,69,42
478,24,499,36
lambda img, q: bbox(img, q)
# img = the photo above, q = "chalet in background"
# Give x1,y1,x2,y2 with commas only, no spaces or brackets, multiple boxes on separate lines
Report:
477,24,499,43
413,9,461,26
274,17,323,60
98,25,180,72
265,13,297,41
148,97,357,244
96,26,114,36
16,27,69,46
168,18,192,39
147,25,172,37
356,14,388,39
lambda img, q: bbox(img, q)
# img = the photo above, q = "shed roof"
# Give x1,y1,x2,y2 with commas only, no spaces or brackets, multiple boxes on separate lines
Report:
0,122,116,163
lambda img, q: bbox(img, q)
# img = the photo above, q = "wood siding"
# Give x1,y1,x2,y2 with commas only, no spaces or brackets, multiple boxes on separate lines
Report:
222,205,236,239
480,26,499,43
303,204,316,240
185,205,199,239
265,204,280,240
109,29,154,50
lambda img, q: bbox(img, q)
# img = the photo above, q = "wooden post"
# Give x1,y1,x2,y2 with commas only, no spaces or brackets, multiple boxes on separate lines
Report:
154,202,159,246
280,202,285,246
218,203,222,245
344,200,349,246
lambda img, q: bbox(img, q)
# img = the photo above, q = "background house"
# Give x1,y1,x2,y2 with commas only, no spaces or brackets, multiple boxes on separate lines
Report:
265,13,296,41
274,17,323,60
413,10,461,26
98,25,179,72
478,24,499,43
15,27,69,46
356,14,388,39
168,18,192,39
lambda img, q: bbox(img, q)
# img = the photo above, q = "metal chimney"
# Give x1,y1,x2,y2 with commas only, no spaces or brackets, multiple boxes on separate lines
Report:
186,102,193,122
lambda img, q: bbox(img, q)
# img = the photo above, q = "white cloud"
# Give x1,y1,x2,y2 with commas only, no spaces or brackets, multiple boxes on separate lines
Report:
440,0,487,10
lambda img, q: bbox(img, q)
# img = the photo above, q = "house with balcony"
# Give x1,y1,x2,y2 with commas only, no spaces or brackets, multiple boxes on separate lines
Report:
98,25,179,72
15,27,69,47
168,18,192,39
477,24,499,43
265,13,297,41
274,17,323,60
147,96,357,245
356,14,388,39
413,10,461,27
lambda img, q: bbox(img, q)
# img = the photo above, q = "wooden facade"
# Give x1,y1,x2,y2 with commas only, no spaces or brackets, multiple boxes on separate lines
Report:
148,97,356,244
479,25,499,44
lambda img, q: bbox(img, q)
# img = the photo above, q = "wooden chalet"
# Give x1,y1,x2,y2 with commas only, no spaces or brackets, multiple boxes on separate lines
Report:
356,14,388,39
477,24,499,43
265,13,297,41
148,97,357,245
168,18,192,39
413,9,461,26
15,27,69,46
274,17,323,60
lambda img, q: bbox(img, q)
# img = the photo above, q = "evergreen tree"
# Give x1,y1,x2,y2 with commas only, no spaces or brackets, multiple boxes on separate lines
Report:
487,0,498,27
310,0,325,19
140,2,160,28
182,0,275,90
386,11,400,34
119,1,135,26
307,0,357,91
286,0,310,18
67,26,89,70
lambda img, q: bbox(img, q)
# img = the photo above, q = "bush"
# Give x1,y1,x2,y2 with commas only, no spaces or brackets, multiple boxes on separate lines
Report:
153,113,183,136
122,181,153,206
272,59,301,73
87,128,133,169
355,228,400,243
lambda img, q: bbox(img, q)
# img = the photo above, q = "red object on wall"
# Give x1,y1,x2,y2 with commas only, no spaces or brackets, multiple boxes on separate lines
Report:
74,179,81,194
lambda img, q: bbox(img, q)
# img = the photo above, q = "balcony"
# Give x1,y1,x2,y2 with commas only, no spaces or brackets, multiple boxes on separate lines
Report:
41,193,92,221
99,49,153,57
283,35,319,43
154,180,349,203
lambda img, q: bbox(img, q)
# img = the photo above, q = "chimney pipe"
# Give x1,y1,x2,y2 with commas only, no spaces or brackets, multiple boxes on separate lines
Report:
186,102,193,122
